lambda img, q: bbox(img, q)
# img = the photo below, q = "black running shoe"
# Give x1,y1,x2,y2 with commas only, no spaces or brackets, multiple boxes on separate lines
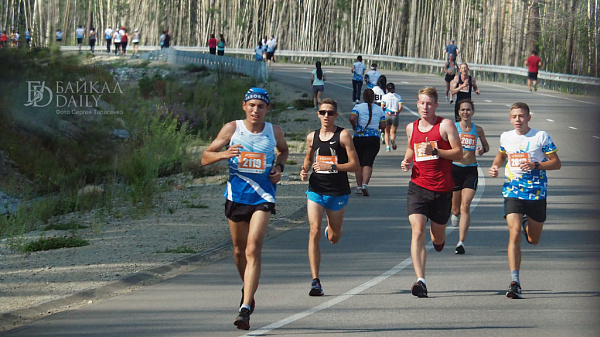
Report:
522,216,532,244
411,280,428,298
309,278,324,296
240,288,255,315
506,281,523,299
234,308,250,330
455,243,465,254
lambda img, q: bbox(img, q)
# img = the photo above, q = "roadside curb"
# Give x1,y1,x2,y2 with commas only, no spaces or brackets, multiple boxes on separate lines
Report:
0,207,308,332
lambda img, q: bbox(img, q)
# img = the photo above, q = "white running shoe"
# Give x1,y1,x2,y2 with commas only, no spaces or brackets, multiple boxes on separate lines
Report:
451,214,459,227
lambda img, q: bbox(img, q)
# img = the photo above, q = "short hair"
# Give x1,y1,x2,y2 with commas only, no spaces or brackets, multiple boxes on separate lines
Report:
418,87,438,103
319,98,338,112
357,55,362,61
510,102,530,115
532,50,538,55
386,83,395,91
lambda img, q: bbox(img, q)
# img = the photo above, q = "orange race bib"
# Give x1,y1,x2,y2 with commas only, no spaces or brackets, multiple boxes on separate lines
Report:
315,155,338,174
238,151,266,173
460,133,477,150
508,153,529,167
414,141,438,162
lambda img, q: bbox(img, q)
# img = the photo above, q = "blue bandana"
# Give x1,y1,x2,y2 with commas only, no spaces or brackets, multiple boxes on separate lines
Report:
244,87,270,105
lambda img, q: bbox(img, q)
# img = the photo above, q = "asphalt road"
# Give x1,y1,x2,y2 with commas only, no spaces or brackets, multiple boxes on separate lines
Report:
3,63,600,337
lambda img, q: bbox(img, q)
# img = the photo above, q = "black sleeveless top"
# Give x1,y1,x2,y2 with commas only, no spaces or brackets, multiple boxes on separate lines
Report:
456,75,473,100
308,127,351,196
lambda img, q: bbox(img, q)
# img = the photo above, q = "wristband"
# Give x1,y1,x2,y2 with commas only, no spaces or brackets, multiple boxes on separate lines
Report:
275,163,285,172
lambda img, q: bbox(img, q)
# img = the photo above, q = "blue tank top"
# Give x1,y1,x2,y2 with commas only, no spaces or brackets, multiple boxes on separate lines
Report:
454,122,478,167
225,120,277,205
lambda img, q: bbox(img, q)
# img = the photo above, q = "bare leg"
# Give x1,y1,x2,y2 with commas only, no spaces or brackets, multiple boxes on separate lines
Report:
409,214,428,279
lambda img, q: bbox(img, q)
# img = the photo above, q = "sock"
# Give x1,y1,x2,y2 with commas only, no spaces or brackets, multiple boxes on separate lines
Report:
457,241,464,247
417,278,426,285
240,304,252,312
511,270,520,284
362,183,368,189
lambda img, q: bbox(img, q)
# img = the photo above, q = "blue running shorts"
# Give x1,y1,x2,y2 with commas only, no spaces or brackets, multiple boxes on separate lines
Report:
306,191,349,211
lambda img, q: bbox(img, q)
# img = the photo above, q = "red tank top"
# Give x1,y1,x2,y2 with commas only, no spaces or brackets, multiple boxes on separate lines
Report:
410,116,454,192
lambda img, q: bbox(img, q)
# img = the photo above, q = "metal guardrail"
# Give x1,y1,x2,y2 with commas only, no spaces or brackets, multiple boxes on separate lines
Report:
141,48,269,82
61,46,598,91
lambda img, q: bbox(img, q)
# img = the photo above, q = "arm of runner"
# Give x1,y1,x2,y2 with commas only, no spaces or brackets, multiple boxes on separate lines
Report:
270,125,289,183
449,76,460,96
338,129,360,173
522,151,561,172
476,125,490,155
438,119,463,161
201,122,239,166
472,77,480,95
489,151,507,177
300,132,315,181
401,123,414,172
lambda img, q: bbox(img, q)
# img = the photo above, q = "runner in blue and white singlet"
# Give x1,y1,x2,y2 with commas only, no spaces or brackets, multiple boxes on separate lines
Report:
226,120,277,205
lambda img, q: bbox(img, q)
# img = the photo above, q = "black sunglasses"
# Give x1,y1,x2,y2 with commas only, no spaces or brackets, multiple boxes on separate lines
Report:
318,110,336,116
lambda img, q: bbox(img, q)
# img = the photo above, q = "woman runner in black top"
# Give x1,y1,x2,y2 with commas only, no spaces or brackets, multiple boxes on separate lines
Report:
300,98,359,297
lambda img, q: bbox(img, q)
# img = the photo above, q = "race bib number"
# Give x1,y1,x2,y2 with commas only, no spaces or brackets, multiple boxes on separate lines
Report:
238,151,266,173
460,133,477,150
316,155,338,174
414,141,438,162
508,153,529,167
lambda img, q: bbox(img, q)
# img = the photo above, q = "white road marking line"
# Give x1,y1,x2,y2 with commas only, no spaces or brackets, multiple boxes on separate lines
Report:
244,169,486,336
486,83,596,105
546,119,555,122
485,100,492,102
569,126,578,130
593,136,600,139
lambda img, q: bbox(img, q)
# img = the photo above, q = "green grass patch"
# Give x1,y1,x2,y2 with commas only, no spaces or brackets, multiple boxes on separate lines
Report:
43,222,87,231
22,235,89,252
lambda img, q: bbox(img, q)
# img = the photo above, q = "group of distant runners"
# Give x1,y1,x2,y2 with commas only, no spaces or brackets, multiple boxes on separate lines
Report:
201,38,560,330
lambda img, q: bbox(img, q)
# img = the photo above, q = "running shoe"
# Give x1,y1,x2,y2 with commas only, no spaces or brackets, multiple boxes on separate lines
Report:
446,95,449,103
386,146,391,152
522,215,532,244
449,99,454,104
391,139,397,150
355,187,363,195
506,281,523,299
234,308,251,330
240,288,255,315
451,214,459,227
411,280,428,298
534,84,538,91
380,132,385,144
324,225,329,240
529,89,533,92
355,99,360,104
361,186,369,197
309,278,324,296
433,241,445,252
455,243,465,254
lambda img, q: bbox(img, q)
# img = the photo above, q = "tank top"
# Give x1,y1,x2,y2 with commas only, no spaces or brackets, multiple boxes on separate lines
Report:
410,116,454,192
308,127,351,196
225,120,277,205
456,75,472,100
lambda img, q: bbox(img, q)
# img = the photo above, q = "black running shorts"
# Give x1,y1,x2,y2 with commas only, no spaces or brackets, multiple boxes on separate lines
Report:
504,197,546,223
225,200,276,223
407,181,452,225
452,165,478,191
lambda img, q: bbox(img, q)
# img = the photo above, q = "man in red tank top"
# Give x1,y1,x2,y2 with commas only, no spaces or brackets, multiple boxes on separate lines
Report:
400,87,463,298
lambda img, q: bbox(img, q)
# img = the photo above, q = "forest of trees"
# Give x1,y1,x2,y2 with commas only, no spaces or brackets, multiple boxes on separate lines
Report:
1,0,598,76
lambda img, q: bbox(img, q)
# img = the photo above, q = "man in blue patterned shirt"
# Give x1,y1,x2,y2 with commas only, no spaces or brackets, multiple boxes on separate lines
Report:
489,102,561,299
